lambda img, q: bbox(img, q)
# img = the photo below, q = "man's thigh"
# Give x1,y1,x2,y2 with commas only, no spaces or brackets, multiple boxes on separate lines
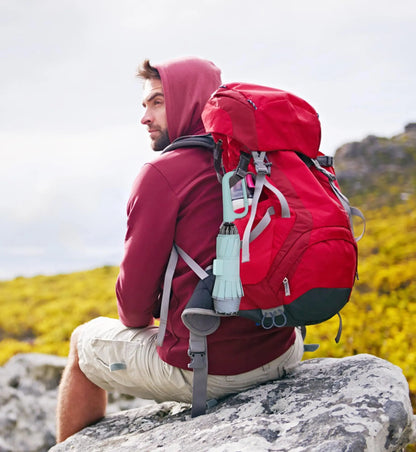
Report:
77,317,303,404
77,317,193,403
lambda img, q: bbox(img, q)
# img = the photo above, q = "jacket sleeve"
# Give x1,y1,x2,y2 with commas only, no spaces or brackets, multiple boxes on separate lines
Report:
116,163,179,327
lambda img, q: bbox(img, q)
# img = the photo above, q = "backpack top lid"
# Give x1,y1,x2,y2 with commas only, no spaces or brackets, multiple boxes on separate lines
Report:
201,83,321,159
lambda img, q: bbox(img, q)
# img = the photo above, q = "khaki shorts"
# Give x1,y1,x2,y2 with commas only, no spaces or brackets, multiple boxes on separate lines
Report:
78,317,304,404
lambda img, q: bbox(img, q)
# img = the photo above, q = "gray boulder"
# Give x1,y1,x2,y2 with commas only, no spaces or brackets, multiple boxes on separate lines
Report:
49,354,416,452
0,353,66,452
0,353,152,452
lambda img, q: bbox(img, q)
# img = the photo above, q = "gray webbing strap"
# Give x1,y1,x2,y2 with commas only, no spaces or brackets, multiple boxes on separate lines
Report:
158,243,216,417
242,173,264,262
242,171,290,262
182,307,221,417
249,206,275,242
263,178,290,218
157,245,179,347
329,179,353,221
187,332,209,417
157,245,209,347
252,151,270,174
176,245,209,280
175,247,212,417
350,206,366,242
311,158,366,243
329,180,366,242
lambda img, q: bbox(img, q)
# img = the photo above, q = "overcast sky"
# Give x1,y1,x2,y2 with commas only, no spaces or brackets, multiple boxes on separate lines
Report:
1,0,415,280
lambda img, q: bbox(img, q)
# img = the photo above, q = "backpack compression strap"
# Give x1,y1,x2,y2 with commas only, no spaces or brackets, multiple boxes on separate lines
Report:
297,153,365,242
241,152,291,262
309,158,366,242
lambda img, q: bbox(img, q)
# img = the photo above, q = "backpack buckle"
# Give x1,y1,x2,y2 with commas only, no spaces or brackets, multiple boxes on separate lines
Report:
253,152,271,175
187,350,207,370
311,158,336,181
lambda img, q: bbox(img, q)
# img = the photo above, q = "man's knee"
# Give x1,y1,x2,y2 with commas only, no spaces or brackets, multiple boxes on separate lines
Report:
67,324,85,364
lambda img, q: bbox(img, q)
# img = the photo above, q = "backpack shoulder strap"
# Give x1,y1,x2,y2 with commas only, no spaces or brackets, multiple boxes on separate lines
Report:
162,134,215,154
296,152,334,168
157,244,209,347
158,243,221,417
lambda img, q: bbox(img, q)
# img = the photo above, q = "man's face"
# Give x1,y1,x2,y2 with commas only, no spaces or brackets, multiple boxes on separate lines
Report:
141,78,170,151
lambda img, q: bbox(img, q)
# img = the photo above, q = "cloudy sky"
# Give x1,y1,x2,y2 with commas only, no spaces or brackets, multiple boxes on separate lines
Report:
1,0,415,280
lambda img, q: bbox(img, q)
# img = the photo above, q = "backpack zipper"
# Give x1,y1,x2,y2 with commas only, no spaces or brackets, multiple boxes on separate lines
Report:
283,277,291,296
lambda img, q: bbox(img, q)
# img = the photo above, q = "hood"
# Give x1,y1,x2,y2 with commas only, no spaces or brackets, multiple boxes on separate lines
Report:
154,57,222,142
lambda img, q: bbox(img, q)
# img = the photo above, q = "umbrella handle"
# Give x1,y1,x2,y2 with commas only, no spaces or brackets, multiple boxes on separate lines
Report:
222,172,249,223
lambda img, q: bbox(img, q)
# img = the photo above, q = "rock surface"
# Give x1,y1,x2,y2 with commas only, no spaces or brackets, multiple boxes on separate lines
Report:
47,353,416,452
0,353,153,452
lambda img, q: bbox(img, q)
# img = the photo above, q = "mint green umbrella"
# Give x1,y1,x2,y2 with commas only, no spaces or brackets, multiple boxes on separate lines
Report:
212,172,249,315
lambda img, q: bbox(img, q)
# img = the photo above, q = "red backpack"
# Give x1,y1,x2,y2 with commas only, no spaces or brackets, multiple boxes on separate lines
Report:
202,83,364,327
158,83,364,417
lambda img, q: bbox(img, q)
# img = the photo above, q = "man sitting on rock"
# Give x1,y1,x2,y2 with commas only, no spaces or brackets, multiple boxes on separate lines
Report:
56,56,304,442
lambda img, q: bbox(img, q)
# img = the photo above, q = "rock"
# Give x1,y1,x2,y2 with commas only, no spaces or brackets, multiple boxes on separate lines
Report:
0,353,153,452
0,353,66,452
49,354,416,452
405,123,416,133
334,124,416,207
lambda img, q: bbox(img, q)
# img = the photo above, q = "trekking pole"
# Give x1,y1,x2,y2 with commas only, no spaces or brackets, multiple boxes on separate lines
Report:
212,171,249,315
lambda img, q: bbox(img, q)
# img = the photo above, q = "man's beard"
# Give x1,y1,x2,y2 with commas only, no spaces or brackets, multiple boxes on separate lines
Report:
152,129,171,152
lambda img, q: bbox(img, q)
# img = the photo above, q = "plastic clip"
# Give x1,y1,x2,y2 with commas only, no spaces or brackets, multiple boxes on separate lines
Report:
187,350,206,369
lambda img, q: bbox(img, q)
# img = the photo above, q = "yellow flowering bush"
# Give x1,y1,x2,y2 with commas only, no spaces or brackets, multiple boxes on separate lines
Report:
306,196,416,403
0,197,415,413
0,266,119,363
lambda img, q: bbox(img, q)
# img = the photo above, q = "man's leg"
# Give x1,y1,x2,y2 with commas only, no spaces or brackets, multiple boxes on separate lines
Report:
56,326,107,443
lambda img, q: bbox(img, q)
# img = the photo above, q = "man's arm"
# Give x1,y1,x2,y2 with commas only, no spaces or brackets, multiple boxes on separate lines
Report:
116,163,179,327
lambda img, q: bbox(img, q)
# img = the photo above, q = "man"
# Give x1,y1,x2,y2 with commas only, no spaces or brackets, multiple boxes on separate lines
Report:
56,56,303,442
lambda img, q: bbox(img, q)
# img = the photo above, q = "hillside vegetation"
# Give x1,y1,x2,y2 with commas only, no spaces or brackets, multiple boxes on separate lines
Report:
0,199,415,398
306,195,416,395
0,125,415,411
0,266,119,361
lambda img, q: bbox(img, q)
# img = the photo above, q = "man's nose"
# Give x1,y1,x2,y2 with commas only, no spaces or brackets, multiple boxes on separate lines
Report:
140,108,151,125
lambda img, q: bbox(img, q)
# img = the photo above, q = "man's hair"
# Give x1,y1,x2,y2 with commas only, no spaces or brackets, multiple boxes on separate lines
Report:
137,59,160,80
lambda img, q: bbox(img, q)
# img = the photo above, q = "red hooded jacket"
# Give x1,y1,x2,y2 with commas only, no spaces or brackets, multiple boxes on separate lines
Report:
116,57,295,375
